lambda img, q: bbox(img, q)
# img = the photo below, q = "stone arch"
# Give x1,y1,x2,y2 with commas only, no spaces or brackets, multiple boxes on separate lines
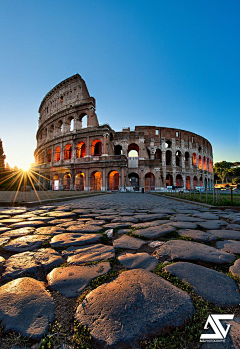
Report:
56,120,63,135
53,174,60,191
128,172,139,191
91,171,102,191
199,176,203,186
145,173,155,191
114,144,122,156
165,140,172,148
166,174,173,187
49,124,54,138
185,152,190,166
54,146,61,162
75,172,85,191
91,140,102,156
166,150,172,165
193,153,197,166
79,113,88,129
193,176,198,189
155,149,162,162
199,155,202,170
186,176,190,190
203,156,207,171
176,151,181,166
108,170,119,191
47,149,52,163
128,143,139,157
76,142,86,158
64,144,72,160
63,172,71,190
176,174,183,187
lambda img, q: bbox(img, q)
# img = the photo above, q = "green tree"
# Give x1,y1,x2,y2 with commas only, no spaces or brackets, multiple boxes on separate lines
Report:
213,161,233,183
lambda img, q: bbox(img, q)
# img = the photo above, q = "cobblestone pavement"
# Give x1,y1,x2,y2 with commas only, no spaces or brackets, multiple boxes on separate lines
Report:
0,193,240,348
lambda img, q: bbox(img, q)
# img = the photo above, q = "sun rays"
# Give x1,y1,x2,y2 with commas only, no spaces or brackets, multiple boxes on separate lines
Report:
0,164,51,205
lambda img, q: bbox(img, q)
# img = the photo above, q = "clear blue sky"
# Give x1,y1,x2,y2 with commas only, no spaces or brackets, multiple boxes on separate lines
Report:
0,0,239,169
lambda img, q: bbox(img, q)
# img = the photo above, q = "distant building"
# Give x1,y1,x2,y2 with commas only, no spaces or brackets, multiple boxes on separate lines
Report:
34,74,214,191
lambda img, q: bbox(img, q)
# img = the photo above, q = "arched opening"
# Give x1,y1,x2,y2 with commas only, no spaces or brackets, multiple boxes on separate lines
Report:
64,144,72,160
155,149,162,163
176,174,183,187
128,173,139,191
166,174,173,187
166,150,172,165
80,113,88,128
199,155,202,170
146,148,151,159
108,171,119,191
63,173,71,190
53,174,59,191
47,149,52,163
186,176,190,190
114,145,122,155
145,173,155,191
70,118,74,132
75,172,85,191
176,151,181,166
193,153,197,166
203,156,207,170
128,143,139,157
91,171,102,191
76,142,86,158
91,140,102,156
193,176,198,189
165,140,172,148
56,120,63,135
205,178,208,190
49,124,54,138
207,158,209,172
54,146,61,162
185,152,190,166
199,176,203,186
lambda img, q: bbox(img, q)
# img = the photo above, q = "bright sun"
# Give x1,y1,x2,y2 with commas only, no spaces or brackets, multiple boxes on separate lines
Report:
20,164,31,172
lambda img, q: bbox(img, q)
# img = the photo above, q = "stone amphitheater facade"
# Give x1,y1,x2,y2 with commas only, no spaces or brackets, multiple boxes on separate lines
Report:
34,74,214,192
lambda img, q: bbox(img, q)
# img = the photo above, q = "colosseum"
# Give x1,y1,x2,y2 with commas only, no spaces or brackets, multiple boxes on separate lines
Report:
34,74,214,192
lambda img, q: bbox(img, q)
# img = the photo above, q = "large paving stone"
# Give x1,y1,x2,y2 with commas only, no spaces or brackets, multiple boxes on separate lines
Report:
0,227,10,233
1,209,27,215
43,211,77,218
164,262,240,306
197,221,226,230
103,222,133,229
2,248,64,279
216,240,240,254
230,259,240,278
50,233,102,248
112,217,139,223
134,224,175,239
0,277,54,339
118,252,158,271
35,226,67,235
178,229,217,242
66,224,102,233
1,227,35,238
168,221,198,229
153,240,235,265
113,235,146,249
47,262,111,297
131,220,170,229
192,212,220,220
10,221,47,228
3,235,49,252
75,269,195,348
209,230,240,240
226,223,240,231
0,237,10,246
66,244,115,264
134,213,169,222
170,214,202,222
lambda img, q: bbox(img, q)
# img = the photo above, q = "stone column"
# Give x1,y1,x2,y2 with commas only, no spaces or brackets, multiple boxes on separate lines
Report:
86,137,90,157
85,168,89,191
102,168,106,191
120,167,125,191
102,133,109,156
